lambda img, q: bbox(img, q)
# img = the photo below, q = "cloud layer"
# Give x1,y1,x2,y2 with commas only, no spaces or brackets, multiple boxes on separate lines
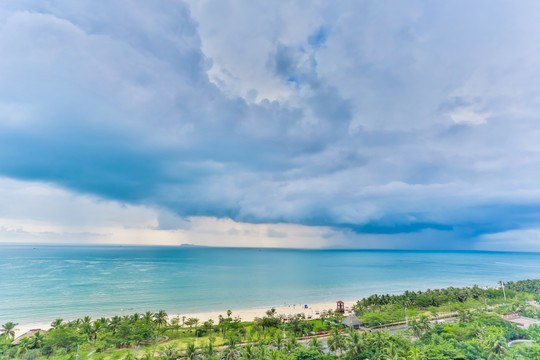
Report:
1,1,540,249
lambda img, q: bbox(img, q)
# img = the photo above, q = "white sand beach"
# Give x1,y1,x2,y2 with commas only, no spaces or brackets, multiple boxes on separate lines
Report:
13,300,357,338
177,300,356,323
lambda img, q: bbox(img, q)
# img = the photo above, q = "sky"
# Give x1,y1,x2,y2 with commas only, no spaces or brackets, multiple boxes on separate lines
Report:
1,1,540,250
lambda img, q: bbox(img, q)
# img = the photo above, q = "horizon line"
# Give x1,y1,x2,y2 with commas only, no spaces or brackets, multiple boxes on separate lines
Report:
1,241,538,254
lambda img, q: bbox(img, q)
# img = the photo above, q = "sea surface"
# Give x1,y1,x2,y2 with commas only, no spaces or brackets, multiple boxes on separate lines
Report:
2,245,540,325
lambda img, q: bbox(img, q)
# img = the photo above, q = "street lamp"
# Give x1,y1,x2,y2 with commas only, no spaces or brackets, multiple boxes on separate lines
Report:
195,330,199,347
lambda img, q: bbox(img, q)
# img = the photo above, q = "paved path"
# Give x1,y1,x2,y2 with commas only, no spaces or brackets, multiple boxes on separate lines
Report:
508,339,535,347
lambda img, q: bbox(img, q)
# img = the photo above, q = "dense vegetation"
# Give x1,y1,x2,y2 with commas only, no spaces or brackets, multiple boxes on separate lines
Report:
2,280,540,360
506,279,540,295
355,284,513,309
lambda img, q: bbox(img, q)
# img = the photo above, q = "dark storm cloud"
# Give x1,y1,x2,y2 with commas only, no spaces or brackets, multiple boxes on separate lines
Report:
2,0,540,248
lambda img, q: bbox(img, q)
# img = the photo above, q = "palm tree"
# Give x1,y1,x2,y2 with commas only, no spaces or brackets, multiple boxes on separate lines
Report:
272,333,285,351
239,344,255,360
154,310,168,328
141,350,154,360
17,338,31,357
203,340,216,358
347,328,364,357
482,334,507,357
333,312,345,324
226,331,240,347
222,331,240,360
185,318,200,330
70,318,82,329
28,331,44,349
92,319,106,341
308,337,325,355
256,343,268,359
143,311,154,324
381,342,405,360
284,336,299,354
50,319,63,329
320,312,327,327
81,321,95,342
159,344,178,360
407,347,424,360
110,316,122,334
287,318,301,337
170,317,181,339
353,301,366,317
457,309,472,323
130,313,141,323
185,342,198,360
408,319,422,338
20,336,32,349
369,330,388,348
327,328,347,358
269,349,280,360
203,319,214,337
418,315,431,334
1,322,19,339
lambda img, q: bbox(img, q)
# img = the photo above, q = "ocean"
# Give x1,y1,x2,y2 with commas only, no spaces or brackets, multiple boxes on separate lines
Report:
2,245,540,326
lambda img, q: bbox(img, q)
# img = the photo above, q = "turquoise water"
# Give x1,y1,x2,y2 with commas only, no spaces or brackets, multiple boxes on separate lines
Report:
2,245,540,325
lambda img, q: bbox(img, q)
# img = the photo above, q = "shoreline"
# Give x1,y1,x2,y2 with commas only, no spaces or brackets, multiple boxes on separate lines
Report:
13,300,357,338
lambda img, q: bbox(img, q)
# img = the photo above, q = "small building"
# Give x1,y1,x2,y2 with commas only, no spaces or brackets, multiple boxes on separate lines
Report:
342,314,361,329
336,300,345,313
506,316,540,329
12,329,43,345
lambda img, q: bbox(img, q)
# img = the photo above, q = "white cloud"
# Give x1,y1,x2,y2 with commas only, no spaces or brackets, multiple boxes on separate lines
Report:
1,1,540,249
0,178,156,228
449,108,489,125
0,178,343,248
475,229,540,252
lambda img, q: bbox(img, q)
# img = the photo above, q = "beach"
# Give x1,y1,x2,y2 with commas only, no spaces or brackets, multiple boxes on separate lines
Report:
178,300,355,323
13,300,356,338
